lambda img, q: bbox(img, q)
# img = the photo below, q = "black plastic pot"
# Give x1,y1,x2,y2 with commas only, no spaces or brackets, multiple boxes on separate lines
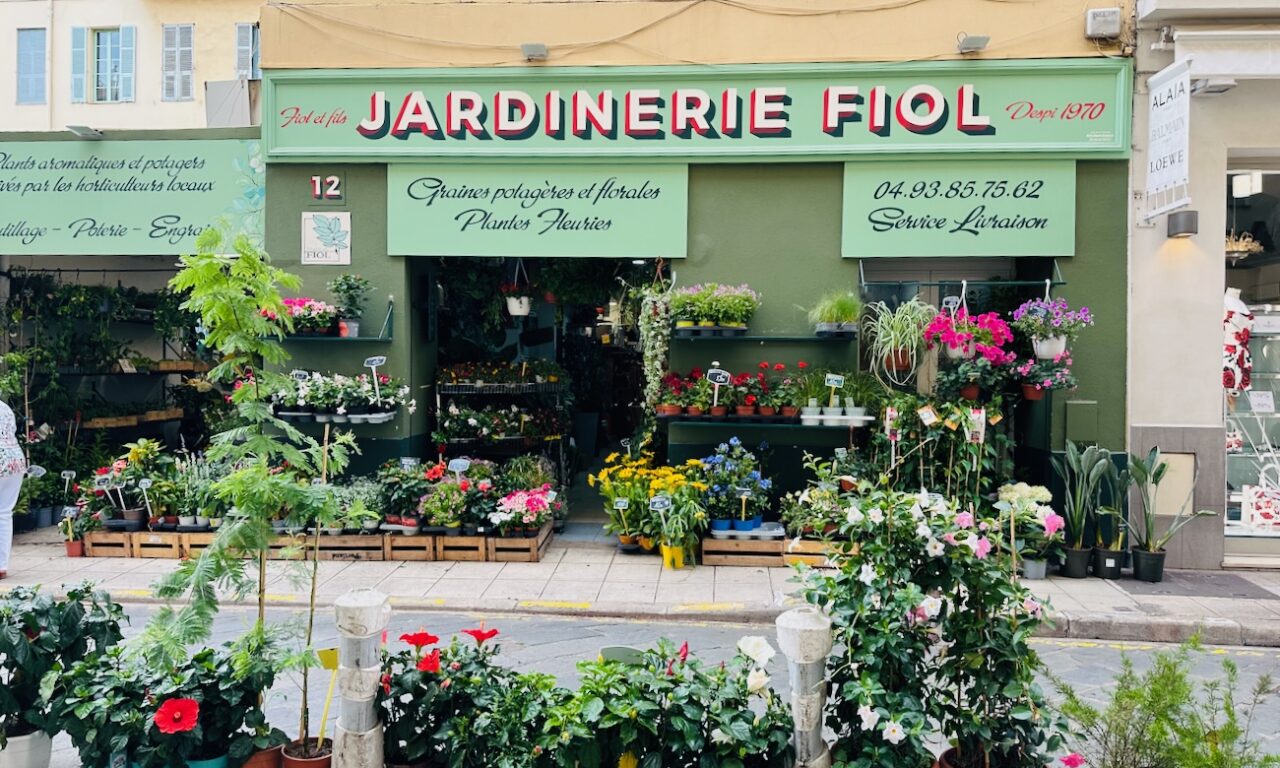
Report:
1061,547,1092,579
1092,548,1124,580
1131,547,1167,583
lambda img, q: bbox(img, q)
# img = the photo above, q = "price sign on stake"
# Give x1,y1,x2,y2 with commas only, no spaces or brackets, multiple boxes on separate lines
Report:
27,465,46,478
650,495,672,512
707,367,731,408
61,469,76,499
399,457,421,469
825,373,845,407
614,498,630,510
364,356,388,405
447,458,471,482
138,478,153,516
291,369,310,382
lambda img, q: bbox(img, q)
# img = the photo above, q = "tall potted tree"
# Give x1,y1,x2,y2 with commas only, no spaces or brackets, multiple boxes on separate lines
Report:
1052,441,1112,579
1128,447,1215,582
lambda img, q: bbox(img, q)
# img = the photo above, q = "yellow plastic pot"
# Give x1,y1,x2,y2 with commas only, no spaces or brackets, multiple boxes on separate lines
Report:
618,753,638,768
660,544,685,570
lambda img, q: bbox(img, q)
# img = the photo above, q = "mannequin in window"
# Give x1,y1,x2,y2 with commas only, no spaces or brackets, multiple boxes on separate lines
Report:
1224,287,1254,394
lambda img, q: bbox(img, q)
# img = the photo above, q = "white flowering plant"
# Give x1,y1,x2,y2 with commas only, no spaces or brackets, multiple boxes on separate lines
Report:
801,483,1068,768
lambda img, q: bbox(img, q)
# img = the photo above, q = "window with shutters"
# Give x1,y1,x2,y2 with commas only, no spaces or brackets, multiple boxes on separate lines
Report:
162,24,194,101
82,26,134,103
17,29,46,105
236,22,261,80
93,28,122,102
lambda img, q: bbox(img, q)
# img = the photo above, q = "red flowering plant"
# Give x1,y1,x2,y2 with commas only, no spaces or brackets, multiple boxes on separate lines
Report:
762,362,798,409
498,281,530,297
924,308,1016,363
733,371,767,408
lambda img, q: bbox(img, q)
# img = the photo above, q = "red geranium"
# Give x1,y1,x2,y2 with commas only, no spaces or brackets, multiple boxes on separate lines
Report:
773,363,785,371
798,361,809,369
745,394,758,406
416,648,441,673
461,625,499,646
154,698,199,735
400,630,439,649
758,361,769,370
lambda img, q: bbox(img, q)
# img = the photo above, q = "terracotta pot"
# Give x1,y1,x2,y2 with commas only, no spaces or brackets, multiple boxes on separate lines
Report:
282,739,331,768
885,349,912,372
781,406,799,417
1021,384,1045,401
685,406,705,416
758,406,778,416
543,291,558,305
735,406,757,416
656,404,682,416
709,406,729,417
959,383,980,401
242,746,283,768
65,540,84,557
618,534,637,546
638,536,656,551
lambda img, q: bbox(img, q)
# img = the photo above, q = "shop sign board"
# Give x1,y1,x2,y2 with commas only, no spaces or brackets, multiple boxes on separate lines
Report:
386,164,687,258
1144,59,1191,216
842,160,1076,257
264,60,1131,161
0,139,264,255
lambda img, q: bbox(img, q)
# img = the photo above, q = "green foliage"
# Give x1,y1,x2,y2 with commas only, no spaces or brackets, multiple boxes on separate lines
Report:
326,272,372,318
1128,447,1214,552
0,583,124,744
861,298,937,385
1052,441,1114,550
808,289,864,325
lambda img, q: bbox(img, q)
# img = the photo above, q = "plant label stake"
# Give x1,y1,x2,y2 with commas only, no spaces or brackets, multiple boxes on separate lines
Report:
291,369,310,382
61,469,75,502
620,438,632,458
138,478,153,518
614,497,630,532
885,406,900,468
364,356,387,405
737,486,752,521
824,373,845,408
650,495,672,512
707,368,731,407
448,458,471,483
399,457,421,470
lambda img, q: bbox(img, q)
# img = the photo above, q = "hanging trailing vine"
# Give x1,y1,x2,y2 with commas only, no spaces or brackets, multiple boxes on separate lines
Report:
637,283,672,442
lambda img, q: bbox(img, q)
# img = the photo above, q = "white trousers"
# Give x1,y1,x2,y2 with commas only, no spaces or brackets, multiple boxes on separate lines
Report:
0,473,25,571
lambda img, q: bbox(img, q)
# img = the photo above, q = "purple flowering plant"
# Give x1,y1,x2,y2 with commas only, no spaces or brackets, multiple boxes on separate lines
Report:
1009,298,1094,341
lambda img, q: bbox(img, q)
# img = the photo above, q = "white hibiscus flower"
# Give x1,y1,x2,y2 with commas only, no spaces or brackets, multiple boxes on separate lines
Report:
746,668,770,695
926,539,946,558
915,522,932,539
867,507,884,524
710,728,732,745
846,504,864,525
919,595,943,619
737,636,776,668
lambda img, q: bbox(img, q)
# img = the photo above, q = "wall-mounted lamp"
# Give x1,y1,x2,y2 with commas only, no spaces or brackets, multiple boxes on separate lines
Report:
957,33,990,55
66,125,103,140
521,43,549,62
1191,78,1237,97
1167,209,1199,238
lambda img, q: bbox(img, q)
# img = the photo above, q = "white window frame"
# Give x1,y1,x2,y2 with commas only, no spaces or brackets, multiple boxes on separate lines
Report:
162,23,194,101
236,22,261,80
16,28,46,105
93,27,123,102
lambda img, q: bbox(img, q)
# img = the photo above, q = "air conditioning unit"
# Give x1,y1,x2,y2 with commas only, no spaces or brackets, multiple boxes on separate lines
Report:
205,79,261,128
1085,8,1122,40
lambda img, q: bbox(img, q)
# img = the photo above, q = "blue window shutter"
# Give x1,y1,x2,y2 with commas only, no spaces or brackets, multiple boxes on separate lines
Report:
70,27,86,103
119,25,135,101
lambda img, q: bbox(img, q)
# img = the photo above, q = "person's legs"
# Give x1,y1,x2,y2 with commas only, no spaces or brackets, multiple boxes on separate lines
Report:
0,473,25,575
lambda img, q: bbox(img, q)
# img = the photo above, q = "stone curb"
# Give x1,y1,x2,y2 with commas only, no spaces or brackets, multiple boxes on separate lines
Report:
87,591,1280,646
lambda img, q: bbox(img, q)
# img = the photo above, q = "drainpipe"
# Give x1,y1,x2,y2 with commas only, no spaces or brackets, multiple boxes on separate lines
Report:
776,607,834,768
333,589,389,768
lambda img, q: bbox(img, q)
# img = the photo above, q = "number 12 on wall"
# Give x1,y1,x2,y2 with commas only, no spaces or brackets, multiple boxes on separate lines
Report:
310,174,343,200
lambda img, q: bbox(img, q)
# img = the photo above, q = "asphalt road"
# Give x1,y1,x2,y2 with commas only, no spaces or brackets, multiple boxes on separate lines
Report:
46,604,1280,766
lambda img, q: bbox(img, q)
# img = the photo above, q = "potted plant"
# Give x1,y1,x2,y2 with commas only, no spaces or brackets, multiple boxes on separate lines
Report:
733,371,764,416
1052,441,1113,579
862,298,936,385
708,284,762,331
808,289,863,336
670,286,700,331
684,376,712,417
420,481,467,536
768,362,804,418
936,356,1011,403
60,508,102,557
994,484,1063,579
1093,461,1131,580
500,282,531,317
491,486,554,538
1010,297,1094,360
700,438,770,531
1013,354,1077,401
655,482,706,570
0,584,124,768
924,308,1014,362
326,273,371,338
656,372,686,417
1128,447,1215,583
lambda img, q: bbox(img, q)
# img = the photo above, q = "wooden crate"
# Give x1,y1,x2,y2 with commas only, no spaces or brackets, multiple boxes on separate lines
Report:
132,531,183,559
435,535,488,562
701,537,785,567
486,524,554,562
84,532,132,558
182,532,217,558
311,534,385,561
783,539,835,568
384,534,437,562
268,534,307,561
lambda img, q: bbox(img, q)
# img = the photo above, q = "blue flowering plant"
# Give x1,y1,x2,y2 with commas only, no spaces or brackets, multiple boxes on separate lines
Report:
700,437,773,522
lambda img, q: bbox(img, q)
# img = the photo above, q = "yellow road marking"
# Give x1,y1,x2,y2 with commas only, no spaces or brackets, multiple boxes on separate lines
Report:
1031,637,1280,659
519,600,591,610
672,602,744,613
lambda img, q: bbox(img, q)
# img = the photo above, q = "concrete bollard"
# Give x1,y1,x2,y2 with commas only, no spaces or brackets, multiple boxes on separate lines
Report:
776,607,834,768
333,589,391,768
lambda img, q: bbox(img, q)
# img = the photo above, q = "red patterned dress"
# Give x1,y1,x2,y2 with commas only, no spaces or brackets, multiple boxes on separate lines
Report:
1224,308,1254,394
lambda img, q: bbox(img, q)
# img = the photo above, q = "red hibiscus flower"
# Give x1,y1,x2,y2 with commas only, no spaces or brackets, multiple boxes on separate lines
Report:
678,641,689,663
380,673,392,695
461,626,499,646
745,394,757,406
417,648,441,673
400,630,439,649
154,698,200,734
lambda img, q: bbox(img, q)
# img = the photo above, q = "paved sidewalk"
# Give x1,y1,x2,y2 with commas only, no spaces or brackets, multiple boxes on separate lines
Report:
9,526,1280,645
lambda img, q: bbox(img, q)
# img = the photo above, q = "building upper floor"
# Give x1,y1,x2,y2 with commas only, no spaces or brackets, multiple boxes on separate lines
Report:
1,0,266,132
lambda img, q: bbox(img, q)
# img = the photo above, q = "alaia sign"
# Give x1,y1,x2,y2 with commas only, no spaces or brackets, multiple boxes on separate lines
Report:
1145,59,1191,217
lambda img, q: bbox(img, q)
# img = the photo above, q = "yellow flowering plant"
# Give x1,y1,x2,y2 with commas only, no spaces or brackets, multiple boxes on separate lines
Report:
590,454,709,541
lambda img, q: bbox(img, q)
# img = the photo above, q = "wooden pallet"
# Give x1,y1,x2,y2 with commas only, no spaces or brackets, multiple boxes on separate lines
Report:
486,524,554,562
84,531,132,558
436,534,488,562
782,539,835,568
269,533,307,560
384,534,437,562
311,534,385,561
701,537,785,567
132,531,183,559
182,532,217,557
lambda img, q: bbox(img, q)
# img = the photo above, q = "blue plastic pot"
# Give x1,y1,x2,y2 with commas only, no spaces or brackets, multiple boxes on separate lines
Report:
188,756,230,768
751,515,763,528
709,518,731,531
732,518,755,532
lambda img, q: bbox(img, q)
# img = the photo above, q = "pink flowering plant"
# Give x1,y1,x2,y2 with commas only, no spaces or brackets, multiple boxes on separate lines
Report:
924,309,1016,362
489,484,556,534
802,484,1067,768
279,298,338,333
1010,298,1094,341
1014,355,1077,393
995,483,1066,562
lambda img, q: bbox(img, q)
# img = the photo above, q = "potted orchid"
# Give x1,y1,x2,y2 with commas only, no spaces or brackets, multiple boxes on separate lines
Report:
1010,297,1094,360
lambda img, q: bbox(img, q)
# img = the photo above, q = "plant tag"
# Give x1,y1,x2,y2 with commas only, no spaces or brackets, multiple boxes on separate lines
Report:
917,406,939,427
824,373,846,389
94,476,110,489
291,369,310,382
117,358,137,374
736,486,753,499
941,296,961,314
885,407,900,443
1105,558,1116,568
649,495,672,512
447,458,471,474
620,438,632,450
988,411,1003,426
706,368,732,386
967,408,987,444
817,481,837,492
137,478,153,490
311,478,325,486
943,416,960,431
364,356,387,368
614,498,630,510
61,470,76,480
834,447,848,458
546,491,557,503
26,464,46,478
399,457,421,469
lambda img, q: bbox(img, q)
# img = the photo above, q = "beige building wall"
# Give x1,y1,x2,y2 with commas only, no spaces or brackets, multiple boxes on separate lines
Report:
0,0,264,131
261,0,1134,69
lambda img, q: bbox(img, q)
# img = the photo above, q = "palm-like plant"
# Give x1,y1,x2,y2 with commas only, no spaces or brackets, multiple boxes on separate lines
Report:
1129,447,1214,552
1052,441,1113,550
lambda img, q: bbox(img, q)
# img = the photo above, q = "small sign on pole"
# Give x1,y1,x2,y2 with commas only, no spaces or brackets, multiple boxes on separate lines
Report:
824,373,845,408
447,457,471,482
365,356,388,404
707,367,731,408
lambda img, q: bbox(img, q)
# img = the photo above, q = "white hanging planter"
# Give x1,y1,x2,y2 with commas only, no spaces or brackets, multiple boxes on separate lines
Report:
1033,335,1067,360
506,296,532,316
945,342,975,360
0,731,52,768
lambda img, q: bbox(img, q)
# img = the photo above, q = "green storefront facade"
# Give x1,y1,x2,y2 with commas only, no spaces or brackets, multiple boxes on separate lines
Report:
260,58,1132,471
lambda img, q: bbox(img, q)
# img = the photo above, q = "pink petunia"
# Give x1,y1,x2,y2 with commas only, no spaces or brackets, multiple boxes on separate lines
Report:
1061,754,1085,768
954,512,974,529
974,537,992,559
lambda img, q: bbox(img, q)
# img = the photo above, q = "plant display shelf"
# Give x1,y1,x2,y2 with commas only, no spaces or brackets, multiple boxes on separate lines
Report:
310,534,386,561
671,326,750,338
182,532,217,558
437,382,568,395
671,335,856,343
663,419,874,430
383,534,438,562
284,301,394,343
700,537,785,567
132,531,183,559
436,535,488,562
84,531,132,558
486,524,554,562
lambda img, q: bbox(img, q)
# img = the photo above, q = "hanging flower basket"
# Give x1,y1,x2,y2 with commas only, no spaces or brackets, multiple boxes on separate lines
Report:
505,296,532,316
1033,335,1067,360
